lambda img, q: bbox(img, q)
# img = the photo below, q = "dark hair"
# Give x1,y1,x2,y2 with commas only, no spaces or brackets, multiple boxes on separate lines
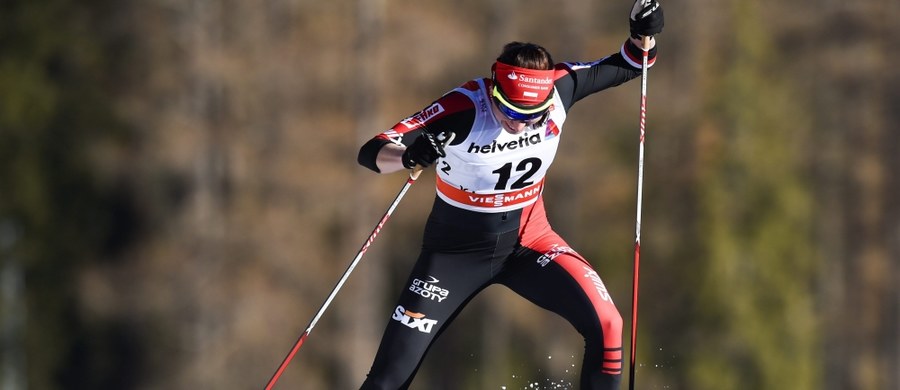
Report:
496,42,554,70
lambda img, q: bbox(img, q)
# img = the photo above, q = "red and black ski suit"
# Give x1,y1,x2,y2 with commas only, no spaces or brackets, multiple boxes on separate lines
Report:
357,39,656,390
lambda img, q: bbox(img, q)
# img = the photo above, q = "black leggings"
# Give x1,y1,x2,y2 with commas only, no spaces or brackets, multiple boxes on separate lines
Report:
361,197,622,389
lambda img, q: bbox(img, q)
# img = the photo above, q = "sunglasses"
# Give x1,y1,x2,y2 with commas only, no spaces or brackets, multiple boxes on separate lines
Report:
493,97,547,123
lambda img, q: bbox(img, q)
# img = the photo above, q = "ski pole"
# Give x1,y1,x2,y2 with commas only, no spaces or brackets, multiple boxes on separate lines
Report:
264,132,454,389
628,34,652,390
263,166,424,390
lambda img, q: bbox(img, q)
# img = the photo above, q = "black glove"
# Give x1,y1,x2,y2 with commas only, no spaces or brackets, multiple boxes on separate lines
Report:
401,132,446,169
630,0,664,38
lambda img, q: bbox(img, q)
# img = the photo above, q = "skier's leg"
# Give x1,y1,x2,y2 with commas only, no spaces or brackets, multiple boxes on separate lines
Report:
500,241,623,390
362,227,518,389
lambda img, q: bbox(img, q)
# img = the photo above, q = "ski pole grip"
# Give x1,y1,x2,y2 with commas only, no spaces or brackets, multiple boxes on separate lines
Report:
641,35,652,51
409,132,455,180
410,165,424,180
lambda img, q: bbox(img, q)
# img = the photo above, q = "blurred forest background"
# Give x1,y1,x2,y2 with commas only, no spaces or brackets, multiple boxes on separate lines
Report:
1,0,898,389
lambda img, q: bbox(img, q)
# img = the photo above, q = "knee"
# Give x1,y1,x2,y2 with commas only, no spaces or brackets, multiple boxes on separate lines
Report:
601,309,623,338
584,305,622,347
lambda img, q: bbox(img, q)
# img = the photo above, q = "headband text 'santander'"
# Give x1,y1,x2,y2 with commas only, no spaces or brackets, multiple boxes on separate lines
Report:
491,62,555,114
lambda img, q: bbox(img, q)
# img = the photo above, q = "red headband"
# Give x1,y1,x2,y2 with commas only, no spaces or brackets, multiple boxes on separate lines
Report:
492,62,555,110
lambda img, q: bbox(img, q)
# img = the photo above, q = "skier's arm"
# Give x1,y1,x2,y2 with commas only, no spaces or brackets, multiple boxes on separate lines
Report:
552,0,663,109
372,143,407,174
358,92,474,174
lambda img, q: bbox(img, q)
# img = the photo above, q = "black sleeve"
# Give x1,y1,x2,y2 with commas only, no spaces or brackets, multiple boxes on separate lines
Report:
357,137,392,173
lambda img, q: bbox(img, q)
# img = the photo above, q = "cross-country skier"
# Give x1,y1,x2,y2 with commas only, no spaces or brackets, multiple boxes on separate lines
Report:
356,1,663,388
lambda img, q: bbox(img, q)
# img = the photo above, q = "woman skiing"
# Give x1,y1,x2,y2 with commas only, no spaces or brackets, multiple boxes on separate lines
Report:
356,1,663,388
